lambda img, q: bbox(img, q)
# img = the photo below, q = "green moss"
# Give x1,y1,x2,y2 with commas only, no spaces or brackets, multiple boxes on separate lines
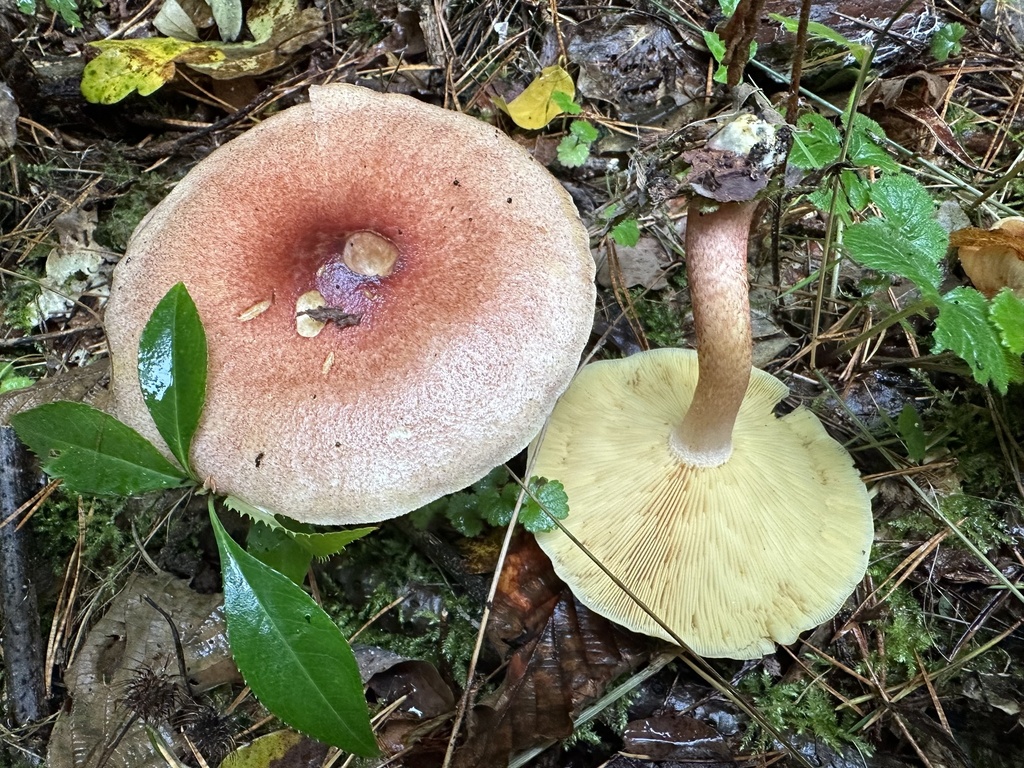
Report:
861,578,935,681
884,495,1011,554
324,531,481,680
742,670,868,753
94,174,169,252
629,288,685,348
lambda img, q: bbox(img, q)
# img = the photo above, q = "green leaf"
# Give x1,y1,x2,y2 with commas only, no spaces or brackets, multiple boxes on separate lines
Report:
897,404,926,462
550,90,582,115
210,507,378,756
226,496,374,559
768,14,868,64
842,169,871,211
991,289,1024,355
479,483,521,527
611,218,641,247
138,282,207,475
557,136,590,168
16,0,35,15
247,523,313,584
934,287,1022,393
570,119,599,143
719,0,739,17
10,402,188,495
44,0,81,27
931,23,965,61
847,115,900,172
444,494,485,537
870,175,948,259
0,376,33,393
843,220,941,299
209,0,243,40
789,113,842,170
521,477,570,533
843,174,946,298
702,30,726,63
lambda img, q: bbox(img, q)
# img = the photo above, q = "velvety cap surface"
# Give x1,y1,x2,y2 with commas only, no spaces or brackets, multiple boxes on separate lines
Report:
105,84,595,524
531,348,873,659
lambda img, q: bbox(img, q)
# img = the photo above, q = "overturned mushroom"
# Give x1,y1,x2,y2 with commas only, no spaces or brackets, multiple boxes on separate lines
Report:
105,84,595,524
531,115,873,659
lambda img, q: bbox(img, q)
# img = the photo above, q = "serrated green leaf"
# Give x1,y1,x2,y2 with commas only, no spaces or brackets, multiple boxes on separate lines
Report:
611,218,641,247
897,404,926,462
248,523,312,584
934,287,1022,393
931,23,965,61
843,220,942,299
521,477,569,533
444,494,484,537
848,129,899,171
570,119,598,143
17,0,36,16
557,136,590,168
991,289,1024,354
138,282,207,475
225,495,281,527
870,175,949,264
719,0,739,16
210,508,378,756
789,113,842,170
291,527,374,558
842,169,870,211
226,496,374,559
479,484,519,527
10,402,188,495
843,174,946,297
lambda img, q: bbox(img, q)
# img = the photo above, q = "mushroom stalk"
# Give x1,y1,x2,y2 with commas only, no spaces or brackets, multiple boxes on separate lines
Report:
669,200,756,467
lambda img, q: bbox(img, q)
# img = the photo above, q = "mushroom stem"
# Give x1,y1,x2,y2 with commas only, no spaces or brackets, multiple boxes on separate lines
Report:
669,200,757,467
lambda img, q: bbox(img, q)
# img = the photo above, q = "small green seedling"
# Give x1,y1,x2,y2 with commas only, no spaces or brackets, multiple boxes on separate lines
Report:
931,23,966,61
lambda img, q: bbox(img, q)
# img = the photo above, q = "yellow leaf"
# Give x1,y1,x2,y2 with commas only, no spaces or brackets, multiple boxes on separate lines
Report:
82,39,224,104
503,65,574,130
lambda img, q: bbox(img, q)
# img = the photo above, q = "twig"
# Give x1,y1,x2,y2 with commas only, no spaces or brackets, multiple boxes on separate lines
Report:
0,427,47,725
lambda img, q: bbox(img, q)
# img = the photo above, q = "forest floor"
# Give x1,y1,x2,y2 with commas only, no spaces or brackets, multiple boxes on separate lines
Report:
2,0,1024,766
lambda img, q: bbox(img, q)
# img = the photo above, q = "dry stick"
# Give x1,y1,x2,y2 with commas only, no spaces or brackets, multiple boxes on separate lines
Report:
0,426,47,726
438,454,537,768
785,0,814,125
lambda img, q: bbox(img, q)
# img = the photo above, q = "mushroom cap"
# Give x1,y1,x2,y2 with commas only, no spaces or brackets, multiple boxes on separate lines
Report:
531,348,872,659
955,216,1024,298
105,84,595,524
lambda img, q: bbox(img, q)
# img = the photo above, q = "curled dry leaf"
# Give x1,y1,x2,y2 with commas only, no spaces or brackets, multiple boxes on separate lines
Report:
47,573,238,768
455,534,649,765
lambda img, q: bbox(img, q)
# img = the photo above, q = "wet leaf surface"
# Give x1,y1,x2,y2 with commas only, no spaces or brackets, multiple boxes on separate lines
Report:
47,573,237,768
459,534,649,763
